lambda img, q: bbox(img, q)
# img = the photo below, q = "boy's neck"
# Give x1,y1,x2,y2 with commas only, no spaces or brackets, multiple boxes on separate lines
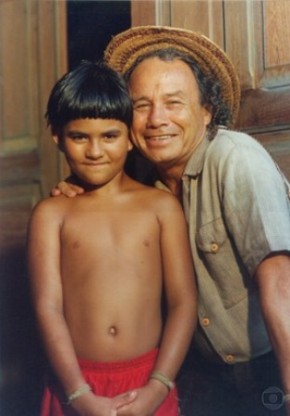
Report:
74,171,132,197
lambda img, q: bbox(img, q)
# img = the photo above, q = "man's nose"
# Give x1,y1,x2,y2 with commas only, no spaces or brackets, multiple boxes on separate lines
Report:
147,104,168,127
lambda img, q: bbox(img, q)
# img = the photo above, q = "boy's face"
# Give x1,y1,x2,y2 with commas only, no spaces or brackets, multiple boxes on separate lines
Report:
54,118,132,188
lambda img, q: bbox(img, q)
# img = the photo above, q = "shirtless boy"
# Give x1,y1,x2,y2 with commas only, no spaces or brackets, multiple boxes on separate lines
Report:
27,61,197,416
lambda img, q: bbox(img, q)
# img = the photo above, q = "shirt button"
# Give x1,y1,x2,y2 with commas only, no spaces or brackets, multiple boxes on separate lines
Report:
225,354,235,363
202,318,210,327
210,243,219,253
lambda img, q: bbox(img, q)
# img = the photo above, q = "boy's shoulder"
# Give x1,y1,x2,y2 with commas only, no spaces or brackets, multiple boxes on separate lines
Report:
129,179,180,209
30,194,72,220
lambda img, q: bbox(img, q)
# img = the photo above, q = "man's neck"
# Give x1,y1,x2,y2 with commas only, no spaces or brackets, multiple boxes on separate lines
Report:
157,165,184,200
156,127,208,198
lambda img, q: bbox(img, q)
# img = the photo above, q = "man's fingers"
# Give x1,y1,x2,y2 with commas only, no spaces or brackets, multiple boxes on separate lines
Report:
51,181,84,198
50,187,61,196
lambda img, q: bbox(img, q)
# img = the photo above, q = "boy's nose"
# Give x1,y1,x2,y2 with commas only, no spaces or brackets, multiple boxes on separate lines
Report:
85,140,104,158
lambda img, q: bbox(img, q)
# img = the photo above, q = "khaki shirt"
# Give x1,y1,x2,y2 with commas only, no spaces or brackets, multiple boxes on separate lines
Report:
156,129,290,364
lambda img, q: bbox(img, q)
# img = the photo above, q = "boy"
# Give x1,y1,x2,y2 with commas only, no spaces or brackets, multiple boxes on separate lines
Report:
27,61,197,416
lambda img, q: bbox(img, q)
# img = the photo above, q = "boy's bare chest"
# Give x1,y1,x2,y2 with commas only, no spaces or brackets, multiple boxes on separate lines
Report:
61,207,159,253
59,205,162,288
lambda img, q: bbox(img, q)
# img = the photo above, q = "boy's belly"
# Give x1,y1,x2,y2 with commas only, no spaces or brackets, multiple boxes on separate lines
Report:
64,289,162,362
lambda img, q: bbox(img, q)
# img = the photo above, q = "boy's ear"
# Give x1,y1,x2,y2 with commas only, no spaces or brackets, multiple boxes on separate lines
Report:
52,135,64,152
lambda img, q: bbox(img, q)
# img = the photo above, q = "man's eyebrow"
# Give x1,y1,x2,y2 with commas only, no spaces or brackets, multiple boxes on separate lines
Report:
132,91,185,102
131,96,150,103
164,91,186,99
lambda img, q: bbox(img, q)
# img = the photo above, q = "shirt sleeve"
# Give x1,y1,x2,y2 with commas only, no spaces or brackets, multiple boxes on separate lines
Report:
220,139,290,275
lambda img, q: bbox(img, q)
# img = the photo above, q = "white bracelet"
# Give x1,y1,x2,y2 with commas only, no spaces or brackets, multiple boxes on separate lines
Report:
284,393,290,403
150,371,175,392
66,383,92,405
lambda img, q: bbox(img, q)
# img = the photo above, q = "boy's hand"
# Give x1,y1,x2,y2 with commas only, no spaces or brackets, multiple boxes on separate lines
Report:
114,391,138,410
69,390,137,415
50,177,85,198
116,380,168,416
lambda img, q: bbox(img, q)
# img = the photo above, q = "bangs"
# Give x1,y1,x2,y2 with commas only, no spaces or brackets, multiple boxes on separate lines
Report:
57,83,132,125
46,60,132,133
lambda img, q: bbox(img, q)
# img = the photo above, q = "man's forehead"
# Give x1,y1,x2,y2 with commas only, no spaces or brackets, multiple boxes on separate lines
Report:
128,60,198,95
129,58,196,82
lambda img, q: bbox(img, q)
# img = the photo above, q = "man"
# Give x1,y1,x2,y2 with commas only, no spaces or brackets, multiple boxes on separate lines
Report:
54,26,290,416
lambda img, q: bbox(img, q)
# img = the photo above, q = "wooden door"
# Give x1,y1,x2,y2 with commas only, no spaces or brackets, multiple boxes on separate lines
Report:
0,1,67,414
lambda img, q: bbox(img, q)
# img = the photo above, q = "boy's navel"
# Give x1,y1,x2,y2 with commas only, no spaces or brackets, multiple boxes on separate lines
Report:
109,326,117,336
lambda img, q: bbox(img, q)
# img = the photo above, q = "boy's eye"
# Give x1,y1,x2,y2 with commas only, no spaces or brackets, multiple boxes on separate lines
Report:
103,130,121,141
105,133,118,139
69,134,87,141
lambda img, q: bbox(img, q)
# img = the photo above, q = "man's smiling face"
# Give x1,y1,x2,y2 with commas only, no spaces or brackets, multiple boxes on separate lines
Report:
129,57,211,172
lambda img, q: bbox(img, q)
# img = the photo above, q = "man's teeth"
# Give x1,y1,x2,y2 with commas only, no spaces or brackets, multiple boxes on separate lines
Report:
149,136,170,140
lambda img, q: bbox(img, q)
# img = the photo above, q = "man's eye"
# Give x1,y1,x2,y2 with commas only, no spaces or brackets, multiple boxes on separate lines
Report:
167,100,182,106
134,102,150,110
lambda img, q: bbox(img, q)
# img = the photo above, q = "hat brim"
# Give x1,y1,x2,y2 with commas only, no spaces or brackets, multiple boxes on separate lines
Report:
104,25,240,125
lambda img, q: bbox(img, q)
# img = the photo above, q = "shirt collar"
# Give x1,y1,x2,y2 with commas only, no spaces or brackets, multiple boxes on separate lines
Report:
183,134,211,178
154,135,211,192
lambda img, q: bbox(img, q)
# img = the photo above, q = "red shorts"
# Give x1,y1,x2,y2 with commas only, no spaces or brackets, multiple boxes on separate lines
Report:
40,349,179,415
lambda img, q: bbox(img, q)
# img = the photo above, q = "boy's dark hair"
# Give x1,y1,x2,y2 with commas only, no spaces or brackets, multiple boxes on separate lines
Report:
124,49,231,139
46,60,133,135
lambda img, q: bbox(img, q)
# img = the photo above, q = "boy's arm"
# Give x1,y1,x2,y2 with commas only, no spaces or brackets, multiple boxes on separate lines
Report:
152,194,197,378
28,200,86,390
118,194,197,415
27,201,136,415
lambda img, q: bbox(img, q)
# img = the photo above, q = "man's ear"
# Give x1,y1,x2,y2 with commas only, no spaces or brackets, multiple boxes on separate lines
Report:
128,132,134,152
52,135,64,152
128,140,134,152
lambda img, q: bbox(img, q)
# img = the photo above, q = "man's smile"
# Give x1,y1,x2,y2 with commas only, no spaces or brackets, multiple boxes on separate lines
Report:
144,133,177,143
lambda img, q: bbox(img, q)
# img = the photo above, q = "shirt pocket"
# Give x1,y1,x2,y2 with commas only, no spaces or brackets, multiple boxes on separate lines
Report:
196,217,227,254
196,217,255,309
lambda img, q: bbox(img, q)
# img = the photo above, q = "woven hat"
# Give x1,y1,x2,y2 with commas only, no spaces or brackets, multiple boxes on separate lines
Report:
104,25,241,125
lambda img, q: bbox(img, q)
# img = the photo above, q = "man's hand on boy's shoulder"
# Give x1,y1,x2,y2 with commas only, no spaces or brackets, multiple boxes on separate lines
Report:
51,175,85,198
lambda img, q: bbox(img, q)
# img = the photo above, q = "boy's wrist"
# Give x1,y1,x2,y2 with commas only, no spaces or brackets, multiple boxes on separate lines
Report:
149,371,175,392
145,379,169,411
65,383,92,405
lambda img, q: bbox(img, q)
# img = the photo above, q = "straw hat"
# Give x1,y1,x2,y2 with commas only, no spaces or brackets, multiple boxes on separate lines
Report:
104,25,241,124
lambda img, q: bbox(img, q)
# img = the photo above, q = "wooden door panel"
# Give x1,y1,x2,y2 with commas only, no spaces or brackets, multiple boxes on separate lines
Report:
237,86,290,131
259,1,290,86
255,131,290,180
0,1,67,414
